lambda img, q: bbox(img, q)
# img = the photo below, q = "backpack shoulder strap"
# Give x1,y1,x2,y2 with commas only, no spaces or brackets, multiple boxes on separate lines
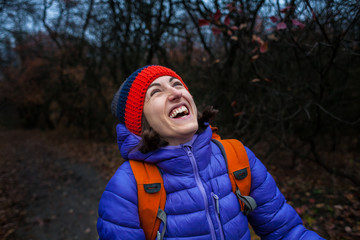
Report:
129,160,167,240
211,138,257,215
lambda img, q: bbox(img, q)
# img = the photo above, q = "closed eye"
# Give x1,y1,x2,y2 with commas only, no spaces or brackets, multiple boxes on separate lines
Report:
172,81,183,88
150,88,161,96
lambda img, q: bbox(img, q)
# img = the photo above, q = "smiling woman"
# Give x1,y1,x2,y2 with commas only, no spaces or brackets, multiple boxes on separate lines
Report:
97,65,325,240
143,76,198,146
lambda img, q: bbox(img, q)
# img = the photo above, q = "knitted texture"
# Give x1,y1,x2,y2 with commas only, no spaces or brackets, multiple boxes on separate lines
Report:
112,65,187,135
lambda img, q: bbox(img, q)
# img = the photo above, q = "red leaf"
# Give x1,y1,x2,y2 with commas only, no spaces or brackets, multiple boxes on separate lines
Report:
260,42,268,53
227,3,236,12
213,9,221,21
198,19,210,27
230,26,239,31
211,27,222,35
280,6,291,13
295,207,304,215
292,19,305,29
270,16,278,23
312,10,317,20
224,14,230,26
234,112,244,117
276,22,287,30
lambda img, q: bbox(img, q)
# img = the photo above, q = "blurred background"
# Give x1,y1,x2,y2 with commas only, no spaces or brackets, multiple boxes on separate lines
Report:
0,0,359,239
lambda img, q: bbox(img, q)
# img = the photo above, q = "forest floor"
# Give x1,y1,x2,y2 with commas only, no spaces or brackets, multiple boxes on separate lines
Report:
0,128,359,240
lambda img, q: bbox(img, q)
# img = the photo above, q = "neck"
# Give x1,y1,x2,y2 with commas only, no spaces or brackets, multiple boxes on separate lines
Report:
167,134,196,146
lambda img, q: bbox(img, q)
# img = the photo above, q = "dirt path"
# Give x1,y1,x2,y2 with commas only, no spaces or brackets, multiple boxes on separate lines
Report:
1,130,107,240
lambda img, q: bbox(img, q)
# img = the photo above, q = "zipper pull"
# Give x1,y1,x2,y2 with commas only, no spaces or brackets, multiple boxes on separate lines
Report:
212,192,220,214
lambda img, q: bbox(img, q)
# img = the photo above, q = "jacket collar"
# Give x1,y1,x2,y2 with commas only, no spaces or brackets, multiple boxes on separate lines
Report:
116,123,213,174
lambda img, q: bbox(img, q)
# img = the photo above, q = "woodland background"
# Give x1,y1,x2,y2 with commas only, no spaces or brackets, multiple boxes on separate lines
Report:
0,0,359,239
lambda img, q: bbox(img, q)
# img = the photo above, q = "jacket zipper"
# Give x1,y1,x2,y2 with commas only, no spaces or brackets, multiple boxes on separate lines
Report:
183,146,216,240
211,192,225,240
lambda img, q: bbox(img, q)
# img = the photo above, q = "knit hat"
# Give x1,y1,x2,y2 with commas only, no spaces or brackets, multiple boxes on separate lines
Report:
111,65,188,135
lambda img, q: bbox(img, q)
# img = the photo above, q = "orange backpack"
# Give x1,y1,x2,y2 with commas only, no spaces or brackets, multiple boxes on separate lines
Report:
129,130,257,240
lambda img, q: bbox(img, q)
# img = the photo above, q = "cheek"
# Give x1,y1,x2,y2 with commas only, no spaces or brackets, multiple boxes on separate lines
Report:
143,100,163,124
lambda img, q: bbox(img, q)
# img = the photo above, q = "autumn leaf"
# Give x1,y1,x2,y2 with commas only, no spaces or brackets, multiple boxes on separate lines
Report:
231,100,237,107
264,77,272,82
312,10,317,20
198,19,210,27
270,16,278,23
296,207,304,215
260,42,268,53
280,6,291,13
277,22,287,30
239,23,247,30
252,35,264,45
234,112,244,117
211,27,222,35
251,78,261,83
230,26,239,31
224,14,230,26
292,19,305,29
267,34,279,41
227,3,236,12
213,9,221,21
251,54,259,61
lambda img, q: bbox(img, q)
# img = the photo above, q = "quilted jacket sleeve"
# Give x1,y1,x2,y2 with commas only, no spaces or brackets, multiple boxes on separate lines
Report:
246,147,325,240
97,161,145,240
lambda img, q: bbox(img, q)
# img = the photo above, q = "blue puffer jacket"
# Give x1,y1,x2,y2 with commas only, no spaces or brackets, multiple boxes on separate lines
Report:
97,124,324,240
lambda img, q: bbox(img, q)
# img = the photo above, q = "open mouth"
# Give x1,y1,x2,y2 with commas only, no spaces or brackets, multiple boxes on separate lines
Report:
169,105,189,118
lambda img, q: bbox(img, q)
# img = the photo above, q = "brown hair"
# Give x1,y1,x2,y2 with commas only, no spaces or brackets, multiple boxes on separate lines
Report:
138,106,218,153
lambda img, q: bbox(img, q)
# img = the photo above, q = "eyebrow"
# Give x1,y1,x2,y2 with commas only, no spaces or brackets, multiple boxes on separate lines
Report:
148,82,161,89
169,77,177,82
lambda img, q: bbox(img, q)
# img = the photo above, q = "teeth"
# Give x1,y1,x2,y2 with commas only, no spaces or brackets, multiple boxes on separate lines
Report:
170,106,189,118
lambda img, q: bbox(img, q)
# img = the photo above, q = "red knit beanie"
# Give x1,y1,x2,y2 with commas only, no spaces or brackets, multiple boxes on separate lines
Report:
111,65,188,135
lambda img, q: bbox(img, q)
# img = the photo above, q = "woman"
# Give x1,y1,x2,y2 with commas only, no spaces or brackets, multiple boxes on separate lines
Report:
97,65,324,239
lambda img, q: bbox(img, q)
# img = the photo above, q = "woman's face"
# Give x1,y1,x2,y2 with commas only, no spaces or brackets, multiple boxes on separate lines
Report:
143,76,198,146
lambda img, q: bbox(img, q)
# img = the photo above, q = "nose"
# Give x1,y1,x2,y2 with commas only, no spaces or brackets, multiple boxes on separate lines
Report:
168,87,182,101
